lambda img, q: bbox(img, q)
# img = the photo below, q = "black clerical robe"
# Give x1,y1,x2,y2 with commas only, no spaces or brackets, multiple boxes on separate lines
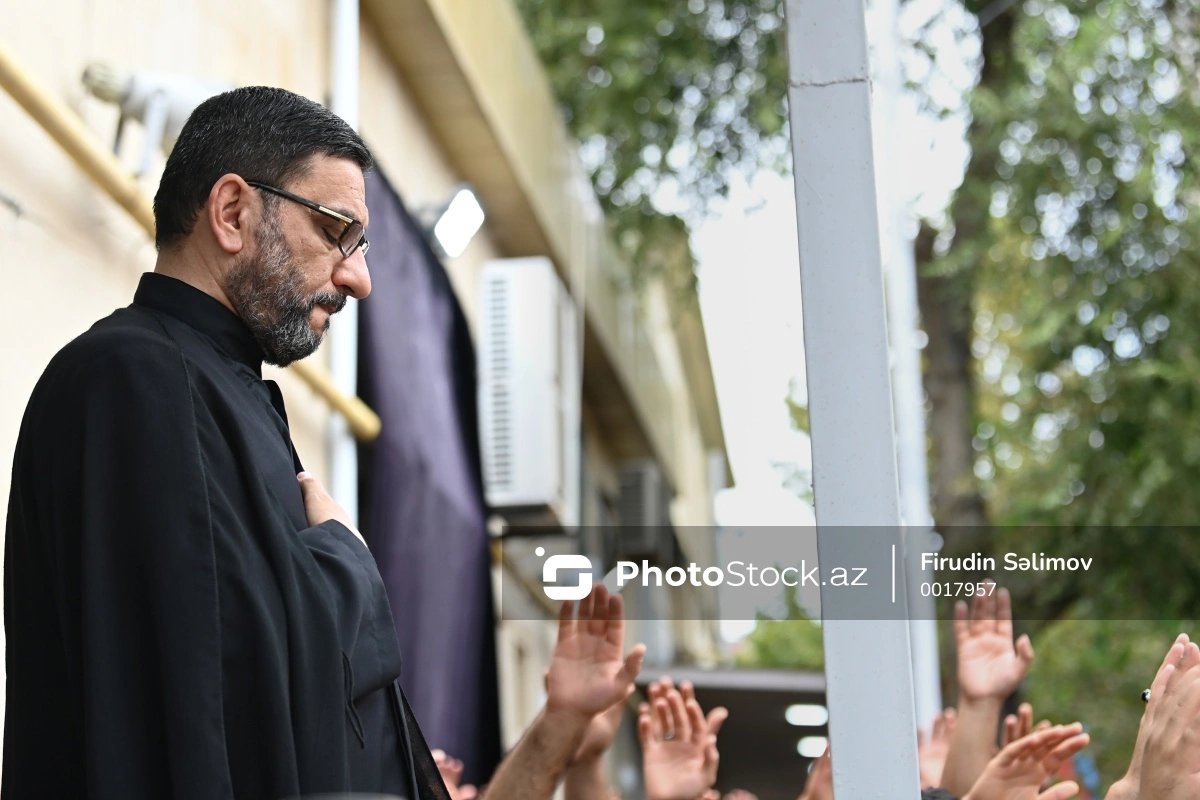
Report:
4,272,451,800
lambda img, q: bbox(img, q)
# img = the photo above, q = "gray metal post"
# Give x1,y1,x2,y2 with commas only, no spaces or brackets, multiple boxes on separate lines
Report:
783,1,922,797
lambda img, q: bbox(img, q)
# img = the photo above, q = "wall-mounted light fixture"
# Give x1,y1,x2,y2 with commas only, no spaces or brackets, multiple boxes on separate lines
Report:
81,63,232,176
418,184,485,258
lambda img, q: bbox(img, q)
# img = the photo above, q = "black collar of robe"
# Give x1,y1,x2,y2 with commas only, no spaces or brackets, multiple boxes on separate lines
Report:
4,272,452,800
134,271,267,376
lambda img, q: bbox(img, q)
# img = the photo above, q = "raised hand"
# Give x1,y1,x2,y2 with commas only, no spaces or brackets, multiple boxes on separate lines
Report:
955,584,1035,702
1134,638,1200,800
486,584,647,800
432,749,479,800
547,584,647,723
1001,703,1052,750
919,708,957,788
797,746,832,800
942,583,1036,797
639,683,720,800
964,723,1090,800
646,677,728,789
1104,633,1187,800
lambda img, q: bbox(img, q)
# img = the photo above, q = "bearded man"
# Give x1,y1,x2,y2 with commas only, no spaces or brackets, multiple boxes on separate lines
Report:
3,86,443,799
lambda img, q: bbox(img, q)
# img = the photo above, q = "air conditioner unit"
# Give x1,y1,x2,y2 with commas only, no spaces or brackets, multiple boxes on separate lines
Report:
479,257,581,531
617,461,676,564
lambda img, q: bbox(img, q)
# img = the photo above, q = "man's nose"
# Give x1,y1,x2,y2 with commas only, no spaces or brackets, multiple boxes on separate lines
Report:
333,250,371,300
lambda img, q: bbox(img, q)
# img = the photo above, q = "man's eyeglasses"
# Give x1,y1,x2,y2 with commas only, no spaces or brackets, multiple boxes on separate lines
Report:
246,181,370,258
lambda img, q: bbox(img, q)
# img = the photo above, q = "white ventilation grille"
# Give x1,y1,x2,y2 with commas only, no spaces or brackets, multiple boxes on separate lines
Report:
484,276,513,491
478,258,581,531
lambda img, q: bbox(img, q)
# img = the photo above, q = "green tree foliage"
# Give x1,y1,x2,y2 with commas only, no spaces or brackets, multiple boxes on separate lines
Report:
735,582,825,670
968,1,1200,530
513,0,790,283
939,1,1200,623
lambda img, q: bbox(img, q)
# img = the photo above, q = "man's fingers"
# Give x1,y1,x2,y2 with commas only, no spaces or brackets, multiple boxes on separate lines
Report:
637,706,654,745
667,690,691,742
998,723,1077,766
588,584,610,638
605,592,625,648
686,698,706,744
707,706,729,737
1028,723,1084,764
1038,780,1080,800
705,733,719,770
620,644,646,686
969,591,987,636
1016,634,1035,672
1018,702,1034,739
996,586,1014,639
557,598,576,644
1041,732,1090,776
653,697,672,739
577,585,596,627
954,600,969,643
1003,715,1018,747
1147,636,1188,723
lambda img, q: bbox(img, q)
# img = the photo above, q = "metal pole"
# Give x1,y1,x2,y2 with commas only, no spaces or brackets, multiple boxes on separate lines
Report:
783,1,921,797
871,0,944,728
329,0,362,525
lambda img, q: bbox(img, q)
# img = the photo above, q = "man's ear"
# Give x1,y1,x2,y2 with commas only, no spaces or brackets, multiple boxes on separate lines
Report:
206,174,254,255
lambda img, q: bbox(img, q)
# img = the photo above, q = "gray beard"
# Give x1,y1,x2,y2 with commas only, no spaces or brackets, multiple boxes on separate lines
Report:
223,212,347,367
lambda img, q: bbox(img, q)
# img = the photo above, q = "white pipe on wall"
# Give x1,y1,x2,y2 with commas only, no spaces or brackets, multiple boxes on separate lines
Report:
872,0,943,729
329,0,362,526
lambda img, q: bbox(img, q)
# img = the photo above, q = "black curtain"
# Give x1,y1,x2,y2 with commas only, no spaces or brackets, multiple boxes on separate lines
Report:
358,169,501,784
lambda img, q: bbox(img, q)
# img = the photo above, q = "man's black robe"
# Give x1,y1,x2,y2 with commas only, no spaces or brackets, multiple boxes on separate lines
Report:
4,272,452,800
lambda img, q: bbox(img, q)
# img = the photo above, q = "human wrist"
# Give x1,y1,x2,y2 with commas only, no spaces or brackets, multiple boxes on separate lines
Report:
957,694,1005,715
568,749,607,772
542,702,595,739
1105,775,1138,800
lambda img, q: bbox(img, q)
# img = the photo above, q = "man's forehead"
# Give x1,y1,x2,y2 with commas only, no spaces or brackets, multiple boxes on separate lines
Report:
290,156,368,223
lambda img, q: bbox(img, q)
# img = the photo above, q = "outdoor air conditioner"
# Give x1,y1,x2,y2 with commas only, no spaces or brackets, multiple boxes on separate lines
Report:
617,461,676,564
479,257,580,531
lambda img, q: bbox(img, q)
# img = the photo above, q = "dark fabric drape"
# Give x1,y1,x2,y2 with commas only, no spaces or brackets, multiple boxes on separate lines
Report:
358,169,501,785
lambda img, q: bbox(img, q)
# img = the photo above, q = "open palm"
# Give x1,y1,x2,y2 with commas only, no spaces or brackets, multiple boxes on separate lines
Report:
965,724,1089,800
955,586,1034,701
1136,639,1200,800
546,584,645,720
640,688,718,800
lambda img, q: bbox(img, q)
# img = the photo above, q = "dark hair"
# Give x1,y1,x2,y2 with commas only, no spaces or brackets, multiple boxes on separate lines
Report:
152,86,373,250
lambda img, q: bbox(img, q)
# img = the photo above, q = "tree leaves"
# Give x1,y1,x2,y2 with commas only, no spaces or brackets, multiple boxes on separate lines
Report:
514,0,791,281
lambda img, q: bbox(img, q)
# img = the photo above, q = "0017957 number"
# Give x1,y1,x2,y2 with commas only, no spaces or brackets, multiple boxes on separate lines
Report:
919,582,997,598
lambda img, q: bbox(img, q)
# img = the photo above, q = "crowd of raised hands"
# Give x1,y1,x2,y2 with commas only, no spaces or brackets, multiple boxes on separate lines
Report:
913,584,1200,800
428,582,1200,800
